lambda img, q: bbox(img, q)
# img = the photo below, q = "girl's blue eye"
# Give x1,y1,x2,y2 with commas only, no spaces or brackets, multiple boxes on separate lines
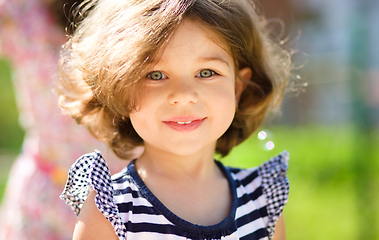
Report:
197,69,215,78
147,71,166,80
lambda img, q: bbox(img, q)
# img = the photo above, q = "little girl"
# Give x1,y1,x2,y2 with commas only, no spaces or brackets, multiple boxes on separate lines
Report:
58,0,292,239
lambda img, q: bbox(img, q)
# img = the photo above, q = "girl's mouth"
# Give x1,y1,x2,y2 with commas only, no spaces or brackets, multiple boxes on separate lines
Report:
177,121,193,124
164,118,206,131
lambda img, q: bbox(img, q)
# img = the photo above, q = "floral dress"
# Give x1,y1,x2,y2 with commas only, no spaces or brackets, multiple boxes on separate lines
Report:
0,0,136,239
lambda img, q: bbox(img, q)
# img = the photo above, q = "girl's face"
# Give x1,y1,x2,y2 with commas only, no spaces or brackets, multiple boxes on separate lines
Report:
130,18,250,157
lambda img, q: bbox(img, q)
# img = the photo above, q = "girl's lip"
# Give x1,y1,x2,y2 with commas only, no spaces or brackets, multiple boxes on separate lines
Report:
163,117,206,132
165,116,206,122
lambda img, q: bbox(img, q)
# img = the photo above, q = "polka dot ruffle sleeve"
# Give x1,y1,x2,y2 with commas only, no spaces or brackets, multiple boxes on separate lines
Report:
60,150,126,240
258,151,289,239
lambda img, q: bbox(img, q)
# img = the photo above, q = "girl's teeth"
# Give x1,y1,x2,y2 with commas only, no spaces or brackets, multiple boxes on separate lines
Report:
177,121,192,124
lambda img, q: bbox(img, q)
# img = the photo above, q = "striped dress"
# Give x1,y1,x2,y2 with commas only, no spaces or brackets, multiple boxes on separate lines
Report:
61,151,289,240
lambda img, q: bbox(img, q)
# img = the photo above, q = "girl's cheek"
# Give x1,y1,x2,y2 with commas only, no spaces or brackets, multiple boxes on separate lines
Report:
143,87,159,101
137,87,163,109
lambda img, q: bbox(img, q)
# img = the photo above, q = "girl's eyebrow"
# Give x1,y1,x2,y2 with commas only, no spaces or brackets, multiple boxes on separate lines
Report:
149,57,231,68
148,53,231,67
198,56,230,67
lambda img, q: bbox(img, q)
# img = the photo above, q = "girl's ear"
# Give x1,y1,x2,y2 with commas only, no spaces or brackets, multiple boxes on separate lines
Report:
235,67,252,101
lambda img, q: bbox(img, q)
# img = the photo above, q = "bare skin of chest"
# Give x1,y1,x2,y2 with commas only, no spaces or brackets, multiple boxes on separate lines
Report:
143,171,232,226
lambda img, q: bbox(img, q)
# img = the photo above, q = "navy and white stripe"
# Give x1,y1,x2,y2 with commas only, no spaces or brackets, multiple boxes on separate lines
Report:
61,150,289,240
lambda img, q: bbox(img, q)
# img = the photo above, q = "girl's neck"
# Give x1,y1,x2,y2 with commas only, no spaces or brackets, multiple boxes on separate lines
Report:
135,142,219,182
133,142,232,226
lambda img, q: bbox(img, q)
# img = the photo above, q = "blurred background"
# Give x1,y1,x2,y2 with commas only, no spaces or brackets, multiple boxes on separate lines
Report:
0,0,378,239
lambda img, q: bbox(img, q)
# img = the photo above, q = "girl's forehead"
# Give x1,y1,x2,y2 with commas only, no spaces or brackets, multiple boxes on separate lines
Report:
150,18,233,64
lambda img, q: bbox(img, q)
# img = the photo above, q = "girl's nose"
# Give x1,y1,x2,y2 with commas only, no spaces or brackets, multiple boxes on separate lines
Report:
167,79,199,105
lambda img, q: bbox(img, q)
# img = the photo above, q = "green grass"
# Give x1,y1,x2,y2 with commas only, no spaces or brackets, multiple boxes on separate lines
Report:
0,58,23,205
0,59,24,150
220,125,379,240
0,182,6,203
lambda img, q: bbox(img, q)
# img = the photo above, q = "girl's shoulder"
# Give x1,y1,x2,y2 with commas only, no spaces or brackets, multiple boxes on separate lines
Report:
60,150,127,239
225,151,289,178
224,151,289,239
225,151,289,192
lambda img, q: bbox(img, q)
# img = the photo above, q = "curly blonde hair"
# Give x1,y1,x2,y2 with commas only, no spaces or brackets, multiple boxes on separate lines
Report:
56,0,292,159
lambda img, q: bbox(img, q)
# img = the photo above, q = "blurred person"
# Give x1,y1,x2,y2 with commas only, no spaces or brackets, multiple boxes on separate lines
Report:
0,0,138,239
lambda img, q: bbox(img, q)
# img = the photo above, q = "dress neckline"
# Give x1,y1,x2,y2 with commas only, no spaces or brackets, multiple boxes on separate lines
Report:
126,159,238,233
